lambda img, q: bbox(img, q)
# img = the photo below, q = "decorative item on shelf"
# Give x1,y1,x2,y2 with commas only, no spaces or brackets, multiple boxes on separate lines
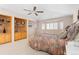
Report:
0,24,1,25
0,26,2,33
0,18,4,25
3,27,6,33
0,19,2,22
2,19,4,22
0,22,2,25
22,21,25,25
6,20,10,23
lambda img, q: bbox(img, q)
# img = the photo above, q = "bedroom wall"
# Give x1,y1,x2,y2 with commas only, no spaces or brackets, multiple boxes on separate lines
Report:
28,20,37,39
37,15,73,35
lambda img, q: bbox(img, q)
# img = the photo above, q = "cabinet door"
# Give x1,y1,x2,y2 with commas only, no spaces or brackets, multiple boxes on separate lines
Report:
5,34,11,43
22,32,26,39
15,33,18,41
0,34,2,44
19,32,22,39
0,34,5,44
21,32,23,39
15,32,21,41
18,32,21,40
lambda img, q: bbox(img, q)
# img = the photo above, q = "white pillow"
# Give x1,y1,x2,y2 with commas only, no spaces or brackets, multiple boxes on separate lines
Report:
75,33,79,42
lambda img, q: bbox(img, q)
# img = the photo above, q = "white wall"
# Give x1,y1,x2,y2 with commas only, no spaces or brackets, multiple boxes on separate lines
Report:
73,9,79,23
0,9,29,19
28,20,37,39
35,15,73,35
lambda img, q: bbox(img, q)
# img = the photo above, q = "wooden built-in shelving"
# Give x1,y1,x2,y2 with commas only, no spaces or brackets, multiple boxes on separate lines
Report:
0,15,12,44
14,17,27,41
0,14,27,44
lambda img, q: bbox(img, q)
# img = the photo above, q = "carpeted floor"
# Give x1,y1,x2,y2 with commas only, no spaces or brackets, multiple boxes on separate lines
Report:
0,39,49,55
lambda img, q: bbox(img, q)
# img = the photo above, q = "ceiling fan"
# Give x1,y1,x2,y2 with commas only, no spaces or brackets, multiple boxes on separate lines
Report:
24,6,44,16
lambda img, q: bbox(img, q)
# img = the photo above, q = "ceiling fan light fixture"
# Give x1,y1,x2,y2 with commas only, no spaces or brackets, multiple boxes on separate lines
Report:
35,13,38,16
33,6,37,11
36,11,44,13
24,6,44,16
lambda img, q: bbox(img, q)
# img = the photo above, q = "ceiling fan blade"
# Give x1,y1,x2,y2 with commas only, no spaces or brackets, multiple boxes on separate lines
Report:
24,9,31,11
27,13,32,15
36,11,44,13
35,13,38,16
33,6,37,11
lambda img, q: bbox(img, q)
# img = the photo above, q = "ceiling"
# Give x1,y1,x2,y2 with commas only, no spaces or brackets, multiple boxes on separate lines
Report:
0,4,79,20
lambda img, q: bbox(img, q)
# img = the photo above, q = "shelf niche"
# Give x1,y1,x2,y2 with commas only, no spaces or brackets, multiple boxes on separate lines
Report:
0,15,12,44
14,17,27,41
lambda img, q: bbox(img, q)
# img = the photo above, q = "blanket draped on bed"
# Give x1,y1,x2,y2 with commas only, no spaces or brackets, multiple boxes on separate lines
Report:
28,21,79,55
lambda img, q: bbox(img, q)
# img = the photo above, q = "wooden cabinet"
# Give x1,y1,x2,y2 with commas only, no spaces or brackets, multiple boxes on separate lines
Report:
15,32,21,40
0,33,11,44
14,17,27,41
5,33,11,43
0,15,12,44
0,14,27,44
0,34,5,44
21,32,27,39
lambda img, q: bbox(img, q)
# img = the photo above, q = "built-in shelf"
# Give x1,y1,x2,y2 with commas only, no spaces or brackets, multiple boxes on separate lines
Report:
0,14,27,44
0,15,12,44
14,17,27,41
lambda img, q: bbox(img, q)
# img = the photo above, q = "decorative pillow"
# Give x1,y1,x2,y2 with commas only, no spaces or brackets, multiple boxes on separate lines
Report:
75,33,79,41
59,31,67,39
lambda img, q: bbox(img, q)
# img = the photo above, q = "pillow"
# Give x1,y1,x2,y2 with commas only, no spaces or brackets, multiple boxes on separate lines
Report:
59,31,67,39
75,33,79,41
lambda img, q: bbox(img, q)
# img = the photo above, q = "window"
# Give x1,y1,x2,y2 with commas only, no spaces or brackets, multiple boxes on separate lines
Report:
46,24,50,29
53,23,58,29
42,24,45,30
50,23,53,29
59,22,63,29
46,23,58,30
42,22,64,30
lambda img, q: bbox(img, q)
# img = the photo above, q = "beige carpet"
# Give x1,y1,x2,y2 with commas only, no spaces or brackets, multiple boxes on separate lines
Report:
0,39,49,55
